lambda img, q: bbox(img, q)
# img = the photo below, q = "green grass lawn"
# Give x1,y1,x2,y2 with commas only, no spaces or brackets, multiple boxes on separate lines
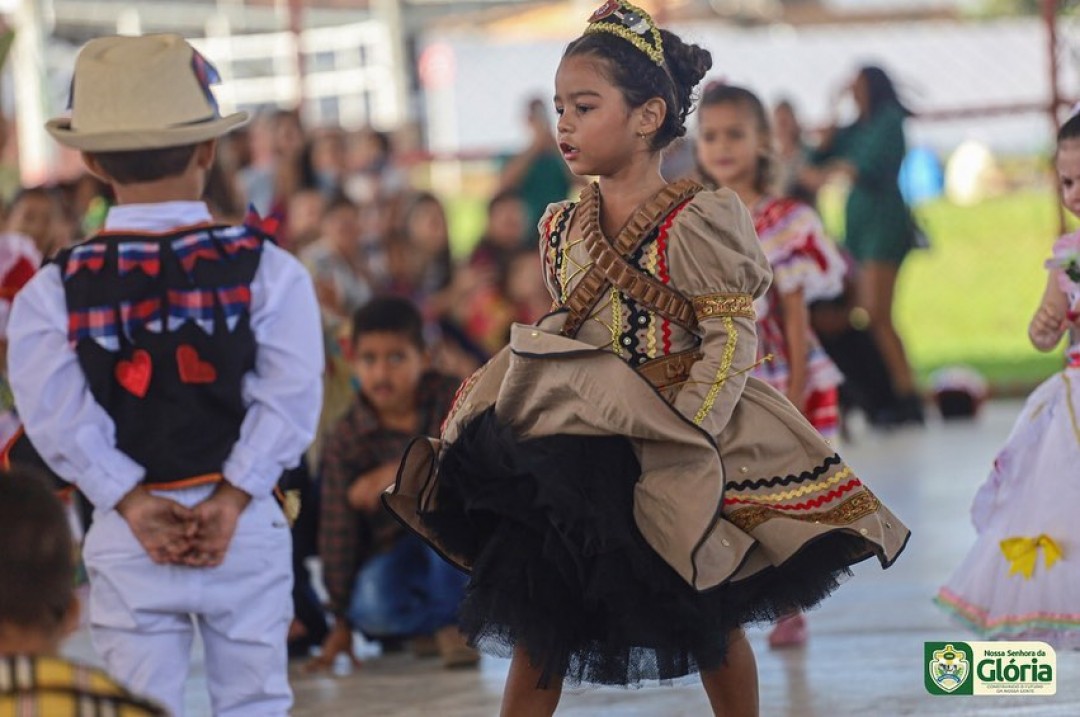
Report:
891,190,1065,394
448,187,1072,394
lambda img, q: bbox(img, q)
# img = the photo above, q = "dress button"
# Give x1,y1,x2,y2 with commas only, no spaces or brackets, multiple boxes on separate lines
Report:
739,466,749,474
859,528,869,536
622,337,632,345
721,539,731,547
531,331,540,338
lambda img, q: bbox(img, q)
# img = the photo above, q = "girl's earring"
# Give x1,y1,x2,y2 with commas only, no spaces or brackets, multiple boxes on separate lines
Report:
637,131,648,139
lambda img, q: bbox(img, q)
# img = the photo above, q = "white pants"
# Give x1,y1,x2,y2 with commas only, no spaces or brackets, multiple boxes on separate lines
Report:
82,488,294,717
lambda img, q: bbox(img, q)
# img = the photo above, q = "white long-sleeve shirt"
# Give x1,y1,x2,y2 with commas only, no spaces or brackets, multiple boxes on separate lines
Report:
8,201,324,510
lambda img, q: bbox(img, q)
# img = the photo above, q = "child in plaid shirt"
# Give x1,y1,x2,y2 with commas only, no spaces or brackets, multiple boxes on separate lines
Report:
0,469,167,717
316,297,477,670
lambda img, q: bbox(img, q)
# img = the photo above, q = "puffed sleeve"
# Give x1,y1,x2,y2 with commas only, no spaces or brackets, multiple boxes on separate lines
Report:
765,202,845,302
667,188,772,438
536,201,574,304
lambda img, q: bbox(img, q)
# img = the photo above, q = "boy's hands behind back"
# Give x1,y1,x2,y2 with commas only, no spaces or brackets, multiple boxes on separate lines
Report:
116,486,197,564
116,482,253,567
182,483,252,568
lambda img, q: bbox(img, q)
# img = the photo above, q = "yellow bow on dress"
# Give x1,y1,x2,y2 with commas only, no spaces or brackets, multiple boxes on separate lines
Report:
1000,535,1063,579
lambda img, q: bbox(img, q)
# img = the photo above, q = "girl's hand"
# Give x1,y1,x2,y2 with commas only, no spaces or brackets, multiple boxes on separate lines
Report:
1029,304,1066,351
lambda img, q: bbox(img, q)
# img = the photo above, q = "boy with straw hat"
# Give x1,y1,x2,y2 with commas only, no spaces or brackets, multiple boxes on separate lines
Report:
7,34,323,716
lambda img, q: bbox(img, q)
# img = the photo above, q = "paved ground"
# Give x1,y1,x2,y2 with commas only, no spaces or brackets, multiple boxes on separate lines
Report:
66,400,1080,715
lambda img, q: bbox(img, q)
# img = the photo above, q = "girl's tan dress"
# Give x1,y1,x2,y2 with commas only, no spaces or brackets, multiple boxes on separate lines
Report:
385,180,910,686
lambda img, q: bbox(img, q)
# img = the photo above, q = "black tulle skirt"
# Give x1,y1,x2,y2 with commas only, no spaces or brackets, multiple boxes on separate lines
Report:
420,408,870,687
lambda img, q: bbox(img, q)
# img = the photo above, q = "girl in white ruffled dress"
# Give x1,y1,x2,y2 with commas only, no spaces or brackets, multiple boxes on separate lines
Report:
934,112,1080,647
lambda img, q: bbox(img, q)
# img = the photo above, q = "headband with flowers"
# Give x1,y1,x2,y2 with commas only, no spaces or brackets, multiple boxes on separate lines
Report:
583,1,665,68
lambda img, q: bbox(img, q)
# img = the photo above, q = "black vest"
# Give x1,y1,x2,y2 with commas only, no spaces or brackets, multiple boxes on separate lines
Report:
46,223,267,486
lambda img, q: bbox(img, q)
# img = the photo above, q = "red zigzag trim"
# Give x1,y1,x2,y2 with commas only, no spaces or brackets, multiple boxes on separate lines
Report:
654,199,692,353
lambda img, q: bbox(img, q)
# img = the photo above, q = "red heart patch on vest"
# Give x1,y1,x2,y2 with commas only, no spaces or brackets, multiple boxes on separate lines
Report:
176,345,217,384
115,349,152,398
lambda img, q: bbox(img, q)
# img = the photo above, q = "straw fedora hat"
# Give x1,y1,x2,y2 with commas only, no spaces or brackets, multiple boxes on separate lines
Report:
46,34,248,152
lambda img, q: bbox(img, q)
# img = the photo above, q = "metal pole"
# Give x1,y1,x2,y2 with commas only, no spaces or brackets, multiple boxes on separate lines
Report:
288,0,305,113
11,0,52,185
374,0,409,127
1044,0,1065,234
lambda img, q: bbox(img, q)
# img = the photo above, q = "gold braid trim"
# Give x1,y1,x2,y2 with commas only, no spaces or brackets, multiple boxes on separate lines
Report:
693,315,737,426
583,23,664,66
693,292,755,321
726,490,882,533
610,286,622,355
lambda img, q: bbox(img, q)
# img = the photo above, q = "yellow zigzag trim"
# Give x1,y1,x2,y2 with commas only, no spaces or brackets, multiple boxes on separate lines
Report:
734,467,854,504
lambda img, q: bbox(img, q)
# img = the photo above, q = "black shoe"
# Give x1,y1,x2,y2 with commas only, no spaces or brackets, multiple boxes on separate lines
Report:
868,405,904,429
288,636,317,660
897,393,925,426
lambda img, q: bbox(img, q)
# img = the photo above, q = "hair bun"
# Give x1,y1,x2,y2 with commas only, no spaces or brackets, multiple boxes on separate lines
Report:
659,30,712,137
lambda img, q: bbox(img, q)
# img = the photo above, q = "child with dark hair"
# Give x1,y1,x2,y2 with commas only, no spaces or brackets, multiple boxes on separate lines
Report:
0,189,48,446
802,64,923,425
457,190,528,354
315,296,477,671
0,469,167,716
385,4,909,715
4,187,60,257
697,83,845,437
7,35,322,716
238,108,306,216
301,193,373,331
935,109,1080,647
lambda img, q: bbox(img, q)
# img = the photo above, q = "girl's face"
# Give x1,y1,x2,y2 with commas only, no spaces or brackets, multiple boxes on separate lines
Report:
322,203,361,253
312,131,346,177
553,55,640,177
696,102,766,190
773,104,798,145
287,190,326,243
407,200,449,254
272,114,304,159
487,198,526,247
1057,139,1080,218
6,195,56,253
